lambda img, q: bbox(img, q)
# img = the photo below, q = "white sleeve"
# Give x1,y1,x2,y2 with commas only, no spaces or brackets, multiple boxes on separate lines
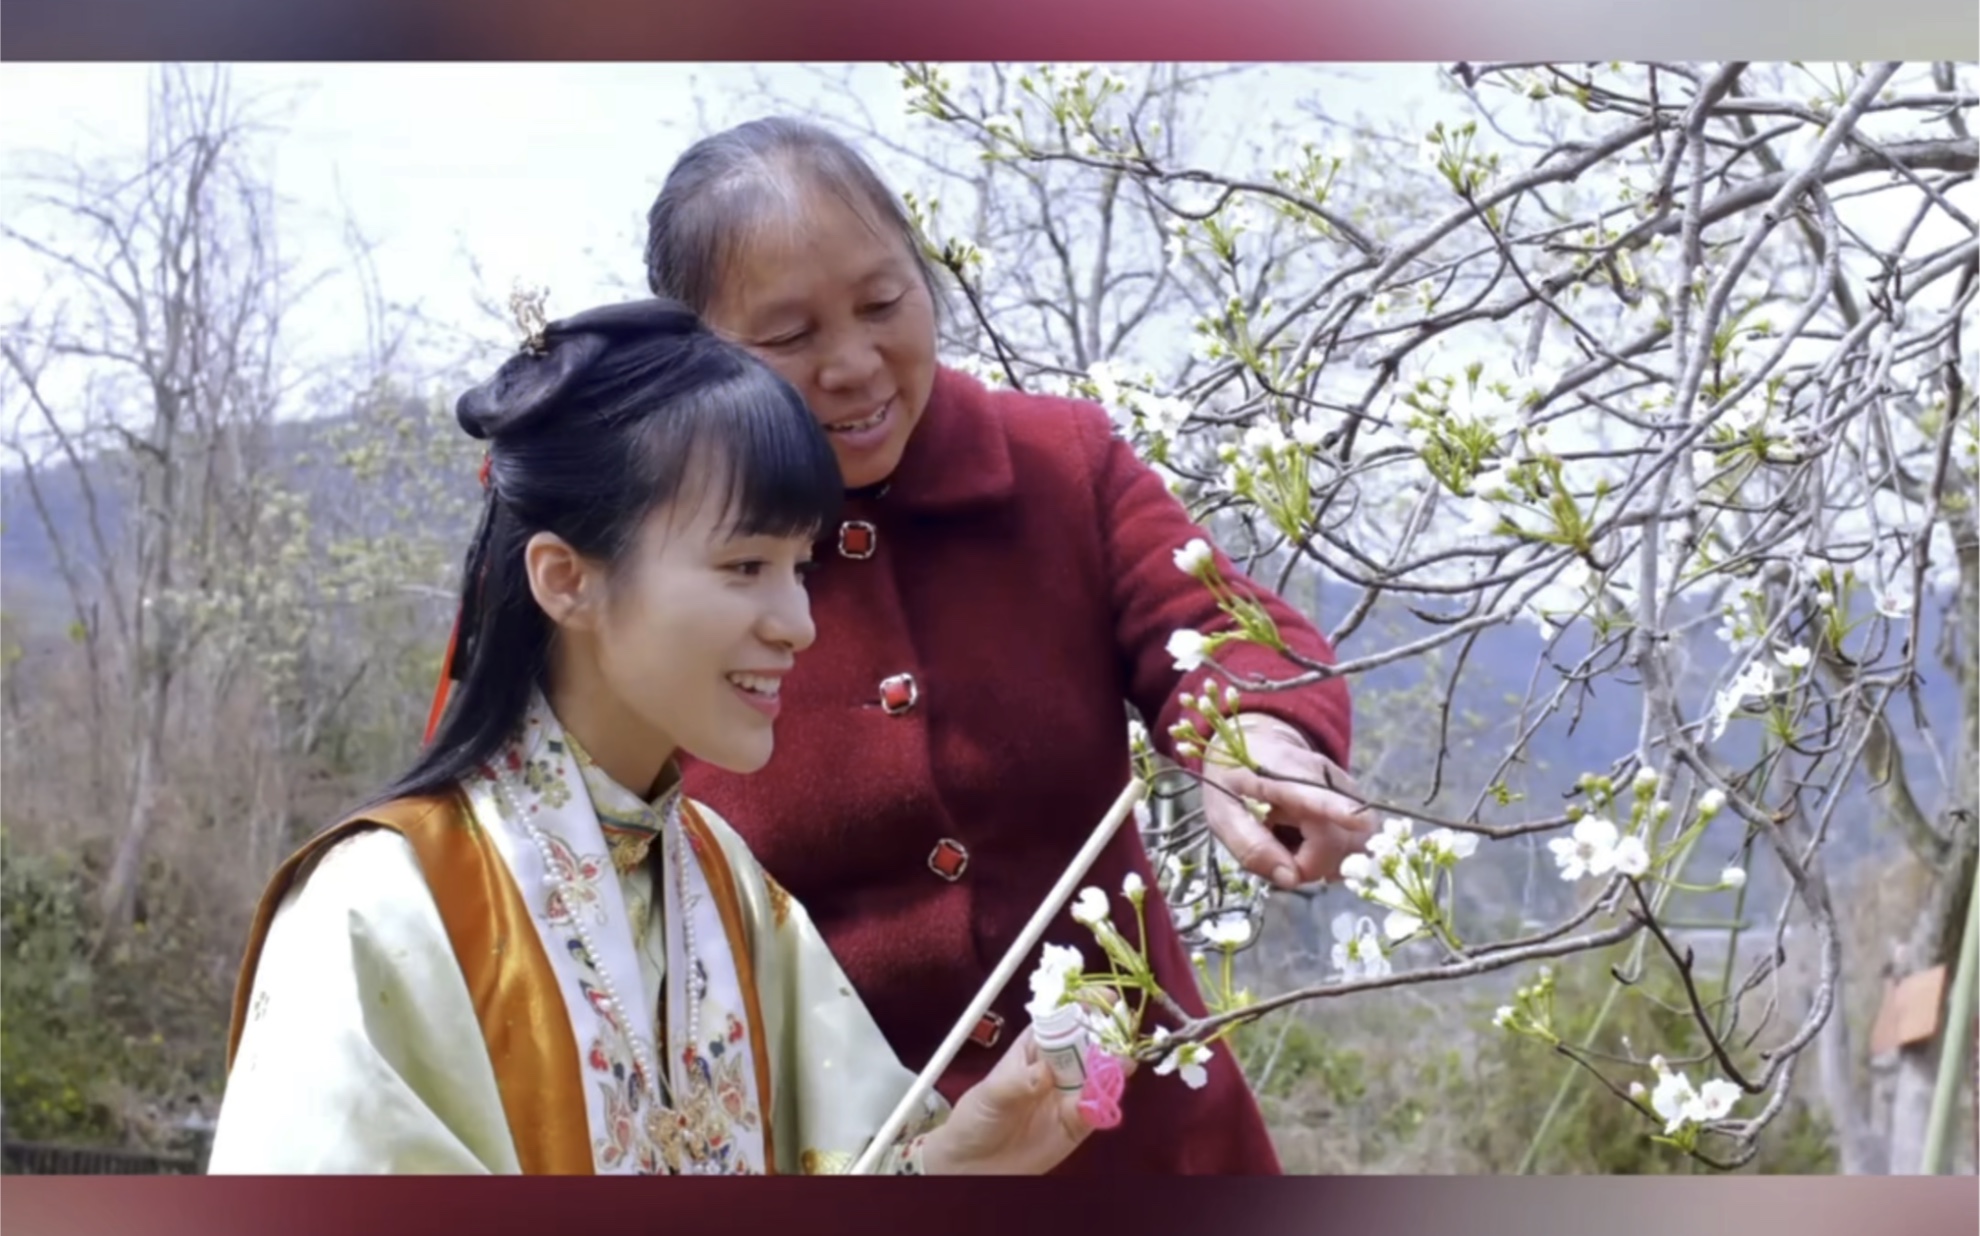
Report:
207,829,523,1175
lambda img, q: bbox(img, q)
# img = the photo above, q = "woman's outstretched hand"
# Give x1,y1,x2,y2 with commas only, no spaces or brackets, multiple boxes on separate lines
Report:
919,1026,1134,1174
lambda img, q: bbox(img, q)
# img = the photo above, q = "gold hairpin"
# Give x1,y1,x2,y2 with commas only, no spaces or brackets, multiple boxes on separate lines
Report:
509,284,550,355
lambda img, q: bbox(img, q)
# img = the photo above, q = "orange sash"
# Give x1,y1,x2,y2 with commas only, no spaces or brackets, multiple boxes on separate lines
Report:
225,792,594,1174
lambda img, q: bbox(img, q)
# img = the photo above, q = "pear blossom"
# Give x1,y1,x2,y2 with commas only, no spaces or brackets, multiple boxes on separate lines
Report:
1549,816,1620,881
1338,852,1377,893
1775,645,1812,671
1383,910,1424,943
1071,887,1110,926
1173,538,1215,579
1493,1005,1516,1029
1423,828,1480,862
1610,834,1651,879
1330,912,1392,982
1699,788,1727,817
1633,766,1660,794
1152,1030,1213,1089
1086,359,1124,409
1026,943,1085,1017
1647,1061,1743,1133
1875,586,1913,618
1167,628,1209,672
1692,1079,1741,1122
1202,914,1255,949
1366,817,1415,862
1709,659,1778,741
1649,1067,1695,1134
1121,872,1146,900
1720,865,1747,890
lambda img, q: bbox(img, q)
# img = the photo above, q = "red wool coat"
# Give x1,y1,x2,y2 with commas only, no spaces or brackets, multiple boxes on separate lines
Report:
681,367,1352,1175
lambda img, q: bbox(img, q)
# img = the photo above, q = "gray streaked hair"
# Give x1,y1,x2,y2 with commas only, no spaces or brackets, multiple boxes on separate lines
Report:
644,117,944,321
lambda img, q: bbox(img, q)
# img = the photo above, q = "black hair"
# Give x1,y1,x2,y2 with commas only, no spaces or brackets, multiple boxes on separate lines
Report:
644,116,944,322
375,297,842,807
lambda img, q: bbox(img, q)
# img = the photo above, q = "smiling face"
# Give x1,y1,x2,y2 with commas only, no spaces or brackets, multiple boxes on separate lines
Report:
701,185,940,490
534,473,819,792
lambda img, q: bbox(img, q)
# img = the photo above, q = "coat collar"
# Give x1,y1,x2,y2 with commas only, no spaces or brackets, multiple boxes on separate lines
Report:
865,366,1016,514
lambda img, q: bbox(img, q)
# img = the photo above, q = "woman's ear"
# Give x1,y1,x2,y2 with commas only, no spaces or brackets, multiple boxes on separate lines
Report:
524,531,602,632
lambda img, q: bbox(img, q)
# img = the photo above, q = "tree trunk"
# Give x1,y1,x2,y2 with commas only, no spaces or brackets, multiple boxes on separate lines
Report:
98,671,173,935
1884,836,1977,1172
1819,975,1889,1173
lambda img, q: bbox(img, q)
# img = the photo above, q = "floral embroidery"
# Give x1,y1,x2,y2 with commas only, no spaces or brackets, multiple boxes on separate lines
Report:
538,831,608,926
484,696,768,1175
522,749,573,809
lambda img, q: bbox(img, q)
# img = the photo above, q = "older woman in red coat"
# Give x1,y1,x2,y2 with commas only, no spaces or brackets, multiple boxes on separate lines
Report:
644,118,1369,1175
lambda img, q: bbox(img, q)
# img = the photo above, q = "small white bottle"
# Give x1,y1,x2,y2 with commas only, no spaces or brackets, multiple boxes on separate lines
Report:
1031,1001,1090,1092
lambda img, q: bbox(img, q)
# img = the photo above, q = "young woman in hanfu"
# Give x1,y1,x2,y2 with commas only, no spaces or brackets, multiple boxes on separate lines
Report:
208,299,1112,1176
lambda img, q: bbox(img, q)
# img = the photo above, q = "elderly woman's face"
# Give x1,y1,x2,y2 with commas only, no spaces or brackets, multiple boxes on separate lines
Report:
702,185,938,490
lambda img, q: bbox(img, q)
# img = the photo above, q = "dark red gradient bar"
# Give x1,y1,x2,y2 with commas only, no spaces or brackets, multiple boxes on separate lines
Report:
2,1177,1976,1236
3,0,1974,59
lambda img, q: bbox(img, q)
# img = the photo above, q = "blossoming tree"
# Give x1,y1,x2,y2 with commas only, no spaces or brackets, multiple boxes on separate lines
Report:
889,60,1976,1172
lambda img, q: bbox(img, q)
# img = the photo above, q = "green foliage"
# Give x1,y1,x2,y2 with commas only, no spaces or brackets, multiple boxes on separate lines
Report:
0,829,233,1147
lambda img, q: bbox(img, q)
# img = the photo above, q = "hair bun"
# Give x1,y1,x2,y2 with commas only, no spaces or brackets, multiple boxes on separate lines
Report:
456,297,707,441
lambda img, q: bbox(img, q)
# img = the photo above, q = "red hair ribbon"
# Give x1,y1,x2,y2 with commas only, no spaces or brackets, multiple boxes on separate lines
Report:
422,609,461,746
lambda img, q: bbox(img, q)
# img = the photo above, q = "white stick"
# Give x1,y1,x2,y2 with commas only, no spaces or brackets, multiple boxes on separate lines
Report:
846,775,1149,1174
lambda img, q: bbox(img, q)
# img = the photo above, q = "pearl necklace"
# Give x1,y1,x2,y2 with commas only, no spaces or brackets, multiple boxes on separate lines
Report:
487,764,713,1172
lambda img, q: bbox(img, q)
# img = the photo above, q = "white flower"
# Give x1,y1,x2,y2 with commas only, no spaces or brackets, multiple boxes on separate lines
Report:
1424,828,1479,862
1709,660,1777,741
1690,1078,1741,1123
1610,834,1651,879
1691,450,1720,484
1087,359,1124,409
1290,419,1326,449
1815,589,1836,609
1122,872,1147,900
1629,1081,1648,1100
1775,645,1812,671
1382,903,1424,942
1071,887,1110,926
1143,394,1193,437
1173,538,1215,579
1025,943,1084,1017
1167,628,1209,672
1202,914,1254,948
1650,1067,1697,1135
1152,1031,1214,1089
1367,817,1415,862
1127,719,1149,750
1875,586,1913,618
1720,865,1747,890
1338,852,1377,892
1493,1005,1516,1029
1699,789,1727,817
1633,767,1660,793
1330,912,1391,982
1166,224,1191,271
1549,816,1620,881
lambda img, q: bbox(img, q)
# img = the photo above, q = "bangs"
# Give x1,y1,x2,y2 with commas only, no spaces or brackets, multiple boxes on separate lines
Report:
658,368,844,542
